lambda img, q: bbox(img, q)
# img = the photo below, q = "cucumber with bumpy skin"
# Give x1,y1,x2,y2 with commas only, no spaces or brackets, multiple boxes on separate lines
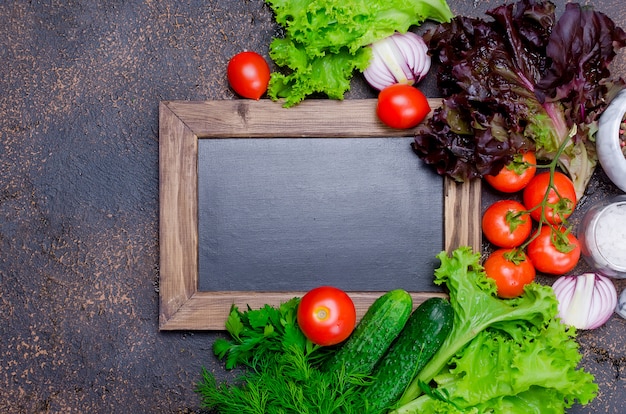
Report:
321,289,413,376
364,296,453,414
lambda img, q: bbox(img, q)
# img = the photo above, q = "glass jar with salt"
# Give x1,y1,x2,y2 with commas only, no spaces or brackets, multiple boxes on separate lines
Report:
578,195,626,278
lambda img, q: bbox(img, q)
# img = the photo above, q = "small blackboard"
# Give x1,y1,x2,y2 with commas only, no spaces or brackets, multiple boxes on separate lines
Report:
198,137,443,293
158,99,481,330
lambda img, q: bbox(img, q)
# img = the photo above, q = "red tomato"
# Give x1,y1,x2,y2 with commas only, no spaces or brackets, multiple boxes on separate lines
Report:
526,225,581,275
483,249,536,298
227,51,270,100
297,286,356,346
482,200,532,248
523,171,576,224
376,84,430,129
485,152,537,193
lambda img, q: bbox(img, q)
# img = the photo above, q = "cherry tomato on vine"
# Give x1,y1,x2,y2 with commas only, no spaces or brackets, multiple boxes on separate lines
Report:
376,84,430,129
485,151,537,193
483,248,536,298
523,171,576,224
297,286,356,346
227,51,271,100
482,200,532,248
526,225,581,275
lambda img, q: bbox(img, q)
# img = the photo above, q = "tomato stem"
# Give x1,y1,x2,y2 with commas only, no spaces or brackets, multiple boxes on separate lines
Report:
517,126,577,253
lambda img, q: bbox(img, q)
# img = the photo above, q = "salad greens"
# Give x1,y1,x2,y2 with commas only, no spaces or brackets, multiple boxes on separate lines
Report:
392,247,597,413
263,0,454,106
412,0,626,198
198,246,598,413
198,298,370,412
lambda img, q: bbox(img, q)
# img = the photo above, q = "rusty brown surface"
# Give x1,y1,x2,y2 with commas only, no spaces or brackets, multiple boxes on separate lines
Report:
1,1,625,413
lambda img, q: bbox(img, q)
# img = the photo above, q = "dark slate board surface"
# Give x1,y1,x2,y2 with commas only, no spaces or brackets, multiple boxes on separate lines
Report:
198,137,443,292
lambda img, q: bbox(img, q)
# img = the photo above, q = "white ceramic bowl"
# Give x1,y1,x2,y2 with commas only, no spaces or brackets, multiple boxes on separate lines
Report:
597,89,626,192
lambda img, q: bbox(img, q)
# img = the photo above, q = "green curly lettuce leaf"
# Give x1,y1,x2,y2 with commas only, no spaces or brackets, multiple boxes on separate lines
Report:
392,247,597,413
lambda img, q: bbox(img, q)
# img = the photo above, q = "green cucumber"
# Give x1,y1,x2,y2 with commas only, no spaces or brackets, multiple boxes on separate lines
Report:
363,296,453,414
321,289,413,376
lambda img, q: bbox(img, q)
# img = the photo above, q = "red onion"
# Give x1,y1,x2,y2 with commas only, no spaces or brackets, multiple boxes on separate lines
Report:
552,272,617,330
363,32,431,91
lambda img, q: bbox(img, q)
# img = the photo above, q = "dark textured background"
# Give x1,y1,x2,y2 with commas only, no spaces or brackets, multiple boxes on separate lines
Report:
1,1,625,412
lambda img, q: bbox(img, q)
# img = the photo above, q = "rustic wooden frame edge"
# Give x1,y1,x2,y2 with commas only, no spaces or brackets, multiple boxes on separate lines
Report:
158,99,481,330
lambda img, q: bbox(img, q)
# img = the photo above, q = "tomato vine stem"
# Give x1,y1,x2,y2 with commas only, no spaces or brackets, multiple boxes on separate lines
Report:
515,126,578,254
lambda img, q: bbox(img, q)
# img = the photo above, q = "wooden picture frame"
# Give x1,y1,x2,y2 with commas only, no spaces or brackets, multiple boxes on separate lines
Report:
159,99,481,330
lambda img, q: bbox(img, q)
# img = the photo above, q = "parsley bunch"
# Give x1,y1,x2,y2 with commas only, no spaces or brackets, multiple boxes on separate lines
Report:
212,298,323,370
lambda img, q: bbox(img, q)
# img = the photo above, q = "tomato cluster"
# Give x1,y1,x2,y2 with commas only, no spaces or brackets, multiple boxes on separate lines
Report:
482,153,581,298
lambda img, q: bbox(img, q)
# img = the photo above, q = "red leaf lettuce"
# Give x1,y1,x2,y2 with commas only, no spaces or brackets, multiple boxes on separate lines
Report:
412,0,626,197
